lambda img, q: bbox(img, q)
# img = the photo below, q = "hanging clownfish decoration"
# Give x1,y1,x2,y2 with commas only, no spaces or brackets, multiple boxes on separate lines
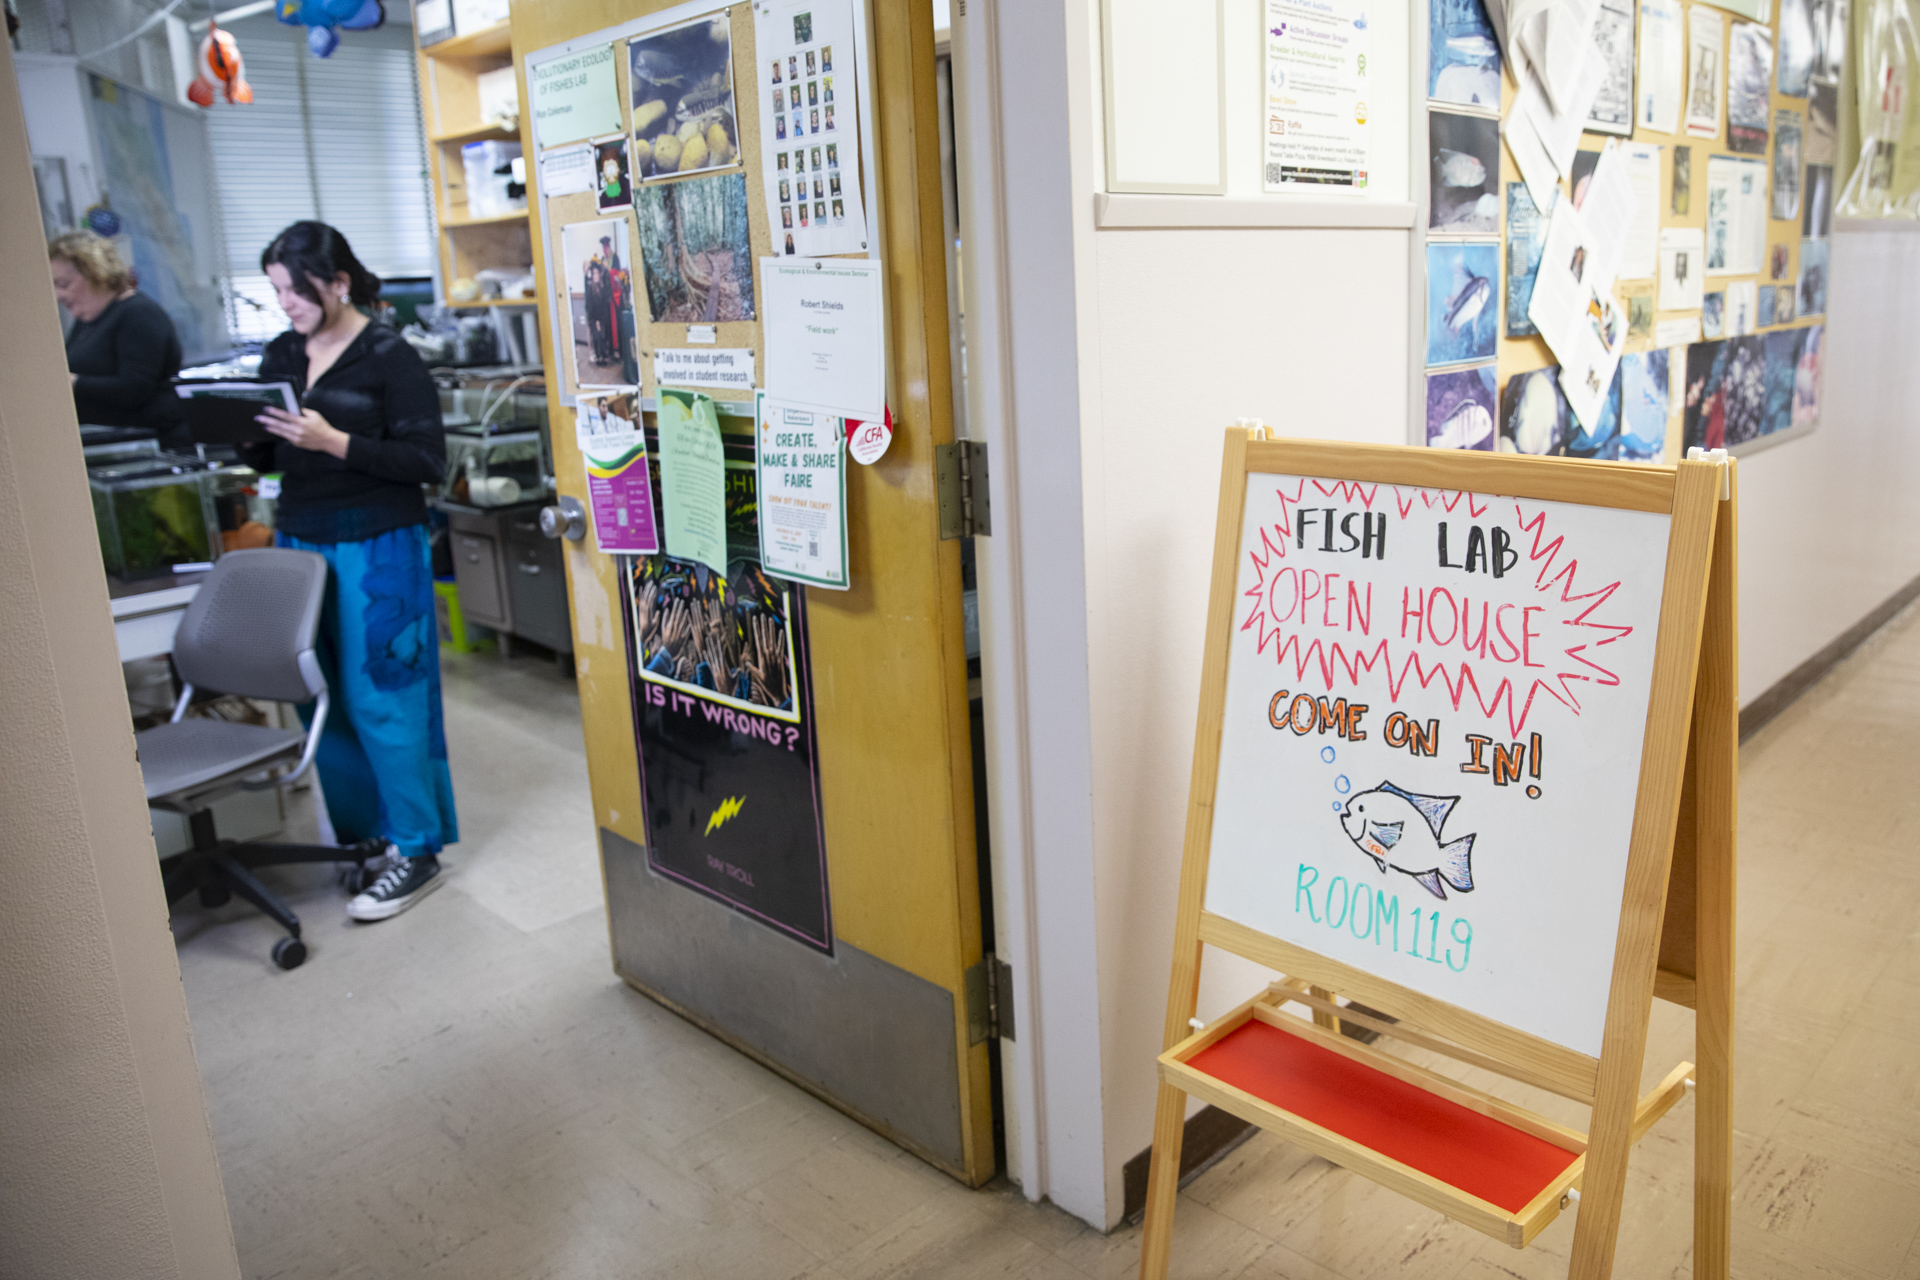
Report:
186,21,252,106
276,0,386,58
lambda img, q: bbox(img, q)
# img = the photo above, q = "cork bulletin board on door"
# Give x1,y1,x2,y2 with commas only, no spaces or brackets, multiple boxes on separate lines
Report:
520,0,879,949
526,0,877,414
1419,0,1842,462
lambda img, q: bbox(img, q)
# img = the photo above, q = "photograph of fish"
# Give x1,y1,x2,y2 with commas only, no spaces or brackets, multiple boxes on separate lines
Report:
1761,328,1807,436
1726,23,1774,154
1428,0,1501,109
633,171,756,324
1500,365,1571,455
1803,164,1834,237
1340,784,1475,901
1428,111,1500,234
1682,335,1767,450
1425,365,1497,450
1798,237,1829,314
1505,184,1548,338
1794,323,1825,428
1772,112,1803,220
628,14,739,182
1586,0,1636,136
1426,242,1498,366
1673,145,1691,215
1702,291,1726,338
561,218,639,389
1778,0,1816,95
1618,350,1671,462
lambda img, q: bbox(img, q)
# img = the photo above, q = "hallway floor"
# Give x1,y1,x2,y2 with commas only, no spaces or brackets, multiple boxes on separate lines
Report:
175,604,1920,1279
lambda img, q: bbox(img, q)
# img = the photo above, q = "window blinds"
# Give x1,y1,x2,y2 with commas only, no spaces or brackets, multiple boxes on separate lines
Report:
204,35,434,342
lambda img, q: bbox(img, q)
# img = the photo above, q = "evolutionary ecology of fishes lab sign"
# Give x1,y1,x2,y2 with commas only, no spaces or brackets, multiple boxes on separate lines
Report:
1204,470,1670,1057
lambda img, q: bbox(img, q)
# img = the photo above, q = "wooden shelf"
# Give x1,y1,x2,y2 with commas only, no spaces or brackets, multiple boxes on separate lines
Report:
430,122,519,146
443,211,529,230
422,21,512,62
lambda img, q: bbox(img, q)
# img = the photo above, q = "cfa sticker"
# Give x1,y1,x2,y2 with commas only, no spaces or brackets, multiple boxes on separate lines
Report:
845,405,892,465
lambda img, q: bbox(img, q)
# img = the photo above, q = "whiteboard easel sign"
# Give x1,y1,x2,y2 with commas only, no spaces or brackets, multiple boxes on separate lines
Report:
1205,475,1672,1056
759,257,884,421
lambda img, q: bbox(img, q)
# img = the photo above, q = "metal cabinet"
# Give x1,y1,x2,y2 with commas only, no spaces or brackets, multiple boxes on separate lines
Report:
503,508,572,655
442,501,572,662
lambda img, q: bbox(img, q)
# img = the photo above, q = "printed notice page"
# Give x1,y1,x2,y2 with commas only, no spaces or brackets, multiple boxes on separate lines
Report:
539,143,597,197
1263,0,1371,192
655,387,729,578
530,43,623,150
754,0,867,256
760,257,884,421
1527,197,1628,430
1705,155,1768,275
755,392,848,589
655,347,756,392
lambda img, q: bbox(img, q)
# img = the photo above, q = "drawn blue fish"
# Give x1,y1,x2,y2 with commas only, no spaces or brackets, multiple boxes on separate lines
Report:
1339,783,1476,900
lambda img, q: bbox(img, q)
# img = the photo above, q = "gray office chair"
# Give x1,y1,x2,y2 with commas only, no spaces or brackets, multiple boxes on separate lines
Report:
140,548,380,969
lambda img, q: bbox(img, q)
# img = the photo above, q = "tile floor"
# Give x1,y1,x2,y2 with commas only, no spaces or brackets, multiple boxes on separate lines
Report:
175,605,1920,1279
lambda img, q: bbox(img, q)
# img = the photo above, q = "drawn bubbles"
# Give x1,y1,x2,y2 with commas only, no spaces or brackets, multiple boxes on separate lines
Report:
1322,745,1350,808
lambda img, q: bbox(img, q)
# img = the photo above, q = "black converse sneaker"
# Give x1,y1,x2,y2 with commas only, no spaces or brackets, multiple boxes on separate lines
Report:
347,848,444,922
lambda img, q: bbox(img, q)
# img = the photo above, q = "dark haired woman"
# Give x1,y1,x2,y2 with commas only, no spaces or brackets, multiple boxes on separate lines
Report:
241,220,458,922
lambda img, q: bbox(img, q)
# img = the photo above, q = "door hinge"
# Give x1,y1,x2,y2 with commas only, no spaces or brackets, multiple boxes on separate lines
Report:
936,440,991,540
965,953,1016,1045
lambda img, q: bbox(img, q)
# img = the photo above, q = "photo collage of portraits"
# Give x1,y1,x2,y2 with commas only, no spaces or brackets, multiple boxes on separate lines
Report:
1422,0,1839,461
754,0,866,256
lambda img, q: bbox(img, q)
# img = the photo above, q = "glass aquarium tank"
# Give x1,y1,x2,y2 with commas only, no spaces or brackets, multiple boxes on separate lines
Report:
207,465,276,551
89,453,221,579
443,429,548,507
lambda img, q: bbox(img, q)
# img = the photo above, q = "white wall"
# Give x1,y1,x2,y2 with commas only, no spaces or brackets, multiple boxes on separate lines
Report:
0,39,241,1280
963,0,1920,1233
1736,225,1920,696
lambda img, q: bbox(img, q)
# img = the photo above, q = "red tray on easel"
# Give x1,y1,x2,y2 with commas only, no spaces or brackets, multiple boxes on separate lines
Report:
1161,988,1691,1249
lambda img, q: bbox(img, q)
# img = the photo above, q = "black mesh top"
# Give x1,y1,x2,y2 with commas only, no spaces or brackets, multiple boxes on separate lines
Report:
242,322,445,544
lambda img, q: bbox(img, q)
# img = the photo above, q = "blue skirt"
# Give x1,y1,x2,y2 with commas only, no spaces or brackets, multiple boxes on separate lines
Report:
279,524,459,858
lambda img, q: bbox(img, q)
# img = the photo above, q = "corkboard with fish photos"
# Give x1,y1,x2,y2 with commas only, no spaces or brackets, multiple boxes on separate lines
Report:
1418,0,1839,461
526,0,877,414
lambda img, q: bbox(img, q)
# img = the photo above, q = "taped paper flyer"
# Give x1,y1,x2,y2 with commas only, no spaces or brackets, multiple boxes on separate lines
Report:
755,392,849,590
575,389,658,555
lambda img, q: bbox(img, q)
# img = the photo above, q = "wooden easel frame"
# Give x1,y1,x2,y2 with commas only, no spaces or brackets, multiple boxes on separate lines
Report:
1139,431,1737,1280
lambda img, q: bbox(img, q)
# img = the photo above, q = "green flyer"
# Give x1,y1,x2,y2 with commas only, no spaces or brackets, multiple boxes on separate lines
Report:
530,43,623,149
656,387,729,578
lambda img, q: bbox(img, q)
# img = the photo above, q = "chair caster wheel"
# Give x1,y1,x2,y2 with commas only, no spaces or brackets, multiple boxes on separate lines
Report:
199,882,232,908
341,866,372,893
272,937,307,970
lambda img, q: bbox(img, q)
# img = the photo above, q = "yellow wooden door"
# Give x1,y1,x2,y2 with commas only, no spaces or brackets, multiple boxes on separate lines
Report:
508,0,993,1183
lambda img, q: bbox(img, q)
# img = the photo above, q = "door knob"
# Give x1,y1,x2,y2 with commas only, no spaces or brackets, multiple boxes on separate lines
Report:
539,496,587,541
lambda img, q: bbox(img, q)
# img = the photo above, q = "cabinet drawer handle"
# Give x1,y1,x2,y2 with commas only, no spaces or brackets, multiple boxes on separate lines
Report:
515,562,541,574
